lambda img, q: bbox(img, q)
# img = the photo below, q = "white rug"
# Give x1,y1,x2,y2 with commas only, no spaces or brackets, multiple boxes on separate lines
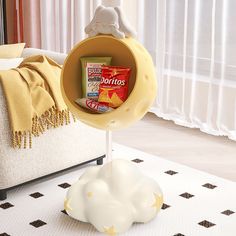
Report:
0,144,235,236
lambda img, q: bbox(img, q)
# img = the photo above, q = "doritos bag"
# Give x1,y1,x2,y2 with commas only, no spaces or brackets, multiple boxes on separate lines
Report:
98,66,131,108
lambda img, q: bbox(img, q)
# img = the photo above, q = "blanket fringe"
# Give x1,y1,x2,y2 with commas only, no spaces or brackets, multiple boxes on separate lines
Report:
12,107,76,149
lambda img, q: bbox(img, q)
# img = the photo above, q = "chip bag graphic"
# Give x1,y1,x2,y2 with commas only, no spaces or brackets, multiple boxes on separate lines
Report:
99,88,113,104
98,66,131,108
111,92,123,107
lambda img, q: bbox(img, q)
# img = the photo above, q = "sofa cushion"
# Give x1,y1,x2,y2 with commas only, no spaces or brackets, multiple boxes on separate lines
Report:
0,43,25,58
22,48,67,65
0,58,23,70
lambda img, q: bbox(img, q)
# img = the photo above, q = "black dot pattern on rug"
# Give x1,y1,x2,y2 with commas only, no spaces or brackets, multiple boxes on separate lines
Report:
58,183,71,189
173,234,185,236
221,210,235,216
0,202,14,210
61,210,68,215
202,183,217,189
29,192,44,199
179,192,194,199
29,219,47,228
165,170,178,175
162,203,171,210
0,233,11,236
198,220,215,228
132,159,144,163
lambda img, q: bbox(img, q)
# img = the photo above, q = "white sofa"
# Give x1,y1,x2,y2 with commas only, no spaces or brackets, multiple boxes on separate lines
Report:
0,48,106,200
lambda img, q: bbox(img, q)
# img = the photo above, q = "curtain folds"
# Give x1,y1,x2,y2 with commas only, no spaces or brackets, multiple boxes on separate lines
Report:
22,0,41,48
13,0,137,52
96,0,236,141
152,0,236,140
12,0,102,51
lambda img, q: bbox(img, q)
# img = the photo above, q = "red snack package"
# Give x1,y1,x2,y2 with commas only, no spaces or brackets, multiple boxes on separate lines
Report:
75,98,114,113
98,66,131,108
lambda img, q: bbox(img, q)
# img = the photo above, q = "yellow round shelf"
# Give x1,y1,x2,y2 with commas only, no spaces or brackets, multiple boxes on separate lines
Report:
61,35,157,131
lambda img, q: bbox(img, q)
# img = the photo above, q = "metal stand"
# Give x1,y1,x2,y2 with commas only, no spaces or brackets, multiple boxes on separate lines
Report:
106,130,113,163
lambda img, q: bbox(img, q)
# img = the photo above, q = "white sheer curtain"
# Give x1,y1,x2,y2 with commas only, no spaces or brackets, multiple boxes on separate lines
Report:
152,0,236,140
39,0,138,53
39,0,236,140
122,0,236,140
40,0,102,53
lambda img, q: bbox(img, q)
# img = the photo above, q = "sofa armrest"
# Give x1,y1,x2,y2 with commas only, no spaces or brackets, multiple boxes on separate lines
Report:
22,48,67,65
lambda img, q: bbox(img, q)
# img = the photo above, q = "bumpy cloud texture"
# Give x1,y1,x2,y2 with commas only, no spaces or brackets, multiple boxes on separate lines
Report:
64,159,163,234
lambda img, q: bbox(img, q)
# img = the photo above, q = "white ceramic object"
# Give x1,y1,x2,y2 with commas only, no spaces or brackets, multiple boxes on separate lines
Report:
64,159,163,234
85,6,136,39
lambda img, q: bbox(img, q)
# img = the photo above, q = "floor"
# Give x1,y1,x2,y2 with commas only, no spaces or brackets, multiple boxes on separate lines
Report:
2,144,236,236
113,113,236,182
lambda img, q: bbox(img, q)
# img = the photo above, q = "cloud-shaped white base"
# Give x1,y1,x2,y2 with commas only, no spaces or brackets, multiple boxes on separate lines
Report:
64,159,163,234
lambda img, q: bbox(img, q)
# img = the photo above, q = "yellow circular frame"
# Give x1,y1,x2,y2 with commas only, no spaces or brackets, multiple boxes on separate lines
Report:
61,35,157,131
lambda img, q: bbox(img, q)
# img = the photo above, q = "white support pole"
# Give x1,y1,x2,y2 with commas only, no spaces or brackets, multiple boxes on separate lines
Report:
102,0,122,7
106,130,113,163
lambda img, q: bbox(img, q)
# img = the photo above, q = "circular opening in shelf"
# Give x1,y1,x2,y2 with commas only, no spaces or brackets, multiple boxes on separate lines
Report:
62,36,137,115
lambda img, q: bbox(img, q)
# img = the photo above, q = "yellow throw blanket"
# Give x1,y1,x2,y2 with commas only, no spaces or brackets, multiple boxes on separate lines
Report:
0,55,72,148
